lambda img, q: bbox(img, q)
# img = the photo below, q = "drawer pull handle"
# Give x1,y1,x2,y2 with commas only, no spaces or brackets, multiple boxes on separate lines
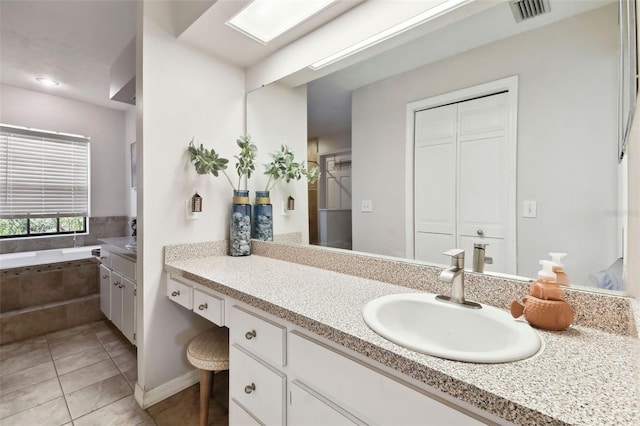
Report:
477,229,484,236
100,256,107,260
119,284,124,289
244,383,256,394
245,330,257,340
113,281,120,286
198,303,208,310
171,290,180,297
102,274,108,279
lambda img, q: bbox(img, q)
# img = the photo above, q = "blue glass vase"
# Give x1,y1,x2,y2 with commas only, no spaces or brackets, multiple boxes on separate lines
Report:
230,190,251,256
253,190,273,241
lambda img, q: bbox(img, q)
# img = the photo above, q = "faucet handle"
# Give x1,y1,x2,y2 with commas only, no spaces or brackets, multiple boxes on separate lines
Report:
443,249,465,268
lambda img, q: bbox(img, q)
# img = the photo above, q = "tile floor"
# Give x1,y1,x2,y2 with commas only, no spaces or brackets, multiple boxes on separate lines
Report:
0,320,229,426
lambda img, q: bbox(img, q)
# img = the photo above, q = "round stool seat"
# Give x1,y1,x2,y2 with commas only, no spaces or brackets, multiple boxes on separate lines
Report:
187,327,229,371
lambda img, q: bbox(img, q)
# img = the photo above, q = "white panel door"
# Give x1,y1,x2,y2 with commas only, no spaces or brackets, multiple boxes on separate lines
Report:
110,271,123,331
122,277,136,345
289,381,361,425
457,93,508,240
414,104,456,262
99,264,111,320
324,153,352,210
414,91,514,273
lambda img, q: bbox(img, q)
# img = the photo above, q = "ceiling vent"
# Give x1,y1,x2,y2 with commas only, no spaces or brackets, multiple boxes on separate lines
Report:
509,0,551,23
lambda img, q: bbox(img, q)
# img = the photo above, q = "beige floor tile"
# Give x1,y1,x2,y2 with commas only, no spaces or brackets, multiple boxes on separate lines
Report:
103,339,133,358
123,365,138,390
89,320,111,334
46,323,94,347
0,347,51,377
0,376,62,419
59,358,119,395
66,374,133,420
0,396,70,426
73,395,154,426
112,350,136,373
54,344,110,376
0,360,57,397
147,382,228,426
95,328,122,345
0,335,48,359
50,333,102,360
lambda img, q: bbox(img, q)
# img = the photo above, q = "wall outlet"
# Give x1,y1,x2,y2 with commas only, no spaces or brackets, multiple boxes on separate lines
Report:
361,200,373,213
523,200,537,218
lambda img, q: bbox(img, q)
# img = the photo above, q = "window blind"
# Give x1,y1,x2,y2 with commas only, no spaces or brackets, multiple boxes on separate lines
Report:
0,124,90,219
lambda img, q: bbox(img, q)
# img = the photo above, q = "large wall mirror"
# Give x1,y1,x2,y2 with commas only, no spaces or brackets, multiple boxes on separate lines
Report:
247,0,635,294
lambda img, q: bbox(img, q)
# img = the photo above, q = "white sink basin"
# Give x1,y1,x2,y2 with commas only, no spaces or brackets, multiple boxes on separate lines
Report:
362,293,542,363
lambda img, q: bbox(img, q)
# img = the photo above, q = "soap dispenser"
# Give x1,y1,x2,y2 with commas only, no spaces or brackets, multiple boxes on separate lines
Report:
549,252,570,285
510,260,574,331
530,260,564,301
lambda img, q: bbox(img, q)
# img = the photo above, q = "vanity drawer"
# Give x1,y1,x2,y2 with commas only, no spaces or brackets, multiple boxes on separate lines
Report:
193,289,224,326
230,345,285,426
167,277,193,310
230,305,286,367
289,331,482,425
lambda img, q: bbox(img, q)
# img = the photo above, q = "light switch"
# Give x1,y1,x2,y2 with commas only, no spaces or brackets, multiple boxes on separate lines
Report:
361,200,373,213
523,200,537,218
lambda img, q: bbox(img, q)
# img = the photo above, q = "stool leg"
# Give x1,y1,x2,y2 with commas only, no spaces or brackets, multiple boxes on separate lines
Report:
200,369,212,426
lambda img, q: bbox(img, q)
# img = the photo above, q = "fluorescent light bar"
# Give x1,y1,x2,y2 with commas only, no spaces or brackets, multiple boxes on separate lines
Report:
228,0,339,44
310,0,471,70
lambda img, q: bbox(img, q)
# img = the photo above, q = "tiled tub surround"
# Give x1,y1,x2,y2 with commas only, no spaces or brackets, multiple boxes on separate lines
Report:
0,215,131,254
164,241,640,425
0,258,104,344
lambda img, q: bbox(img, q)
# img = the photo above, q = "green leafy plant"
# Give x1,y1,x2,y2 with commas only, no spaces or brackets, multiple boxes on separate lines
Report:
263,144,320,191
187,135,257,191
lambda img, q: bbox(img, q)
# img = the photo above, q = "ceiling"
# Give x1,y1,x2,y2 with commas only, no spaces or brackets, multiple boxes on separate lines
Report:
0,0,364,111
0,0,137,111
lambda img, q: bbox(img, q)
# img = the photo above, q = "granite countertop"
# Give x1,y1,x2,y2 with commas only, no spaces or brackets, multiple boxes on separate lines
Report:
99,237,137,261
165,255,640,426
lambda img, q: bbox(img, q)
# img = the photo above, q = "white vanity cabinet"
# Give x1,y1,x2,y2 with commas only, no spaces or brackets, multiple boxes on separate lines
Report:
100,247,137,345
166,274,493,425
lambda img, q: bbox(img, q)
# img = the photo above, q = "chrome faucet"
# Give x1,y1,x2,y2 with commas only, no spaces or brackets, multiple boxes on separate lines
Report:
472,243,493,273
437,249,481,309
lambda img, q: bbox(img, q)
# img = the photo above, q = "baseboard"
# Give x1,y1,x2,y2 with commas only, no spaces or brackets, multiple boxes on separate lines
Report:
134,368,200,409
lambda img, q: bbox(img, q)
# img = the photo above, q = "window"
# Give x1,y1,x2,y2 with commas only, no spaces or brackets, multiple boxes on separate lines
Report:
0,124,90,238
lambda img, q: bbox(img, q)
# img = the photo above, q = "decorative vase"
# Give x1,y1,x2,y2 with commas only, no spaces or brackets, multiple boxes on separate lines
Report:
253,190,273,241
230,190,251,256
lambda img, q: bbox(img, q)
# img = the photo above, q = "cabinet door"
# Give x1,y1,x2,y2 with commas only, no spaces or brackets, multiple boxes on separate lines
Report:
289,380,362,425
122,278,136,345
99,265,111,319
110,271,124,331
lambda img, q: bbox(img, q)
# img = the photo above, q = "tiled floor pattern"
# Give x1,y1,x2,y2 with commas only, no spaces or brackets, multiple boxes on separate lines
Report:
0,321,229,425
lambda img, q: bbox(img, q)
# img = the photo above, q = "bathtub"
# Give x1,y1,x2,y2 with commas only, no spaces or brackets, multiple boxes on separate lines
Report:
0,245,101,270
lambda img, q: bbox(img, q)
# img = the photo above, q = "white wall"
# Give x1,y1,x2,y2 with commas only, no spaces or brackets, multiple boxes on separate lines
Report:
0,84,128,217
246,83,310,243
352,5,619,285
136,0,245,396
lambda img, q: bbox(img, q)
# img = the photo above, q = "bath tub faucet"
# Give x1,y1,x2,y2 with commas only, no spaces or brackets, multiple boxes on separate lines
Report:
437,249,481,309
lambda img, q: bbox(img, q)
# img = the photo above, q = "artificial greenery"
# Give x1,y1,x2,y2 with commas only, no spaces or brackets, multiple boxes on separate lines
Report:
187,135,257,191
263,145,320,191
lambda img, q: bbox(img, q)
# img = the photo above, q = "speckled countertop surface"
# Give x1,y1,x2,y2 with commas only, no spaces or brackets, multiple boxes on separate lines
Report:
165,255,640,425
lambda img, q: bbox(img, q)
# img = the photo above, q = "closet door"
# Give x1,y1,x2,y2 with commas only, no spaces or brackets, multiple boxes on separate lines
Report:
414,104,457,265
457,93,511,273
